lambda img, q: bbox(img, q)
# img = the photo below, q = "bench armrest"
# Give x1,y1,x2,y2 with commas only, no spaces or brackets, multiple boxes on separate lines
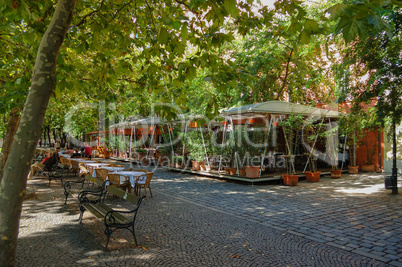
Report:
63,179,86,191
78,189,106,204
104,196,145,225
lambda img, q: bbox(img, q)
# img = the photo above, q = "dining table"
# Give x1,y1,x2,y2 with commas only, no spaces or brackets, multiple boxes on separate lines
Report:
112,171,146,187
70,158,94,163
101,166,125,172
85,163,112,177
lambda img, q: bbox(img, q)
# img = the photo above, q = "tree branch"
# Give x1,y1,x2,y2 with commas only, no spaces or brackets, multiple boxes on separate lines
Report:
108,0,135,24
75,0,105,27
275,48,293,100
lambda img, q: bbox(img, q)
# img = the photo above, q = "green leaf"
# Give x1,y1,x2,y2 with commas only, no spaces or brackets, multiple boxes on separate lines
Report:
186,66,196,81
180,24,188,42
337,16,367,43
158,27,168,44
304,19,319,34
172,21,181,30
299,30,311,44
326,3,346,19
224,0,238,17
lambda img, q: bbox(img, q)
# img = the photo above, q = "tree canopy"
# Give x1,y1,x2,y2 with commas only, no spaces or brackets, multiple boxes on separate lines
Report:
1,0,402,266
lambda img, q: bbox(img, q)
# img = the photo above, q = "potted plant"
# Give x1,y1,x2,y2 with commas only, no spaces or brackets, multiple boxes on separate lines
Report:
222,133,237,175
303,118,325,182
352,108,379,172
136,148,147,161
361,139,377,172
172,155,183,168
185,131,206,171
339,111,365,174
280,114,304,185
243,124,268,178
323,122,342,178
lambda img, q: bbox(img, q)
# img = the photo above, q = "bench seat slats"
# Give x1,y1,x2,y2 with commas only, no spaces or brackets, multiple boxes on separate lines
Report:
106,185,140,205
78,183,145,251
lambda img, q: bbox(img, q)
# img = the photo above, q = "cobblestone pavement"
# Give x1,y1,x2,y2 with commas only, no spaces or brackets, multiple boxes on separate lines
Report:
16,168,402,266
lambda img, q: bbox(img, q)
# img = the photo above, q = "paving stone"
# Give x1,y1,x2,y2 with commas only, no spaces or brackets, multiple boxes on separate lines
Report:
16,169,401,266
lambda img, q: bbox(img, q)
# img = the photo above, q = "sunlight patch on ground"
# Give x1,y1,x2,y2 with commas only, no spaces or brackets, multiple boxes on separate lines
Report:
334,184,385,195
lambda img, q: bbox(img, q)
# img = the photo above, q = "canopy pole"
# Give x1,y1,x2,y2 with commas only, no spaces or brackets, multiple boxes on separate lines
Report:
218,117,228,173
279,116,294,174
113,130,117,158
167,123,174,164
182,120,189,168
129,126,133,159
303,117,325,173
149,123,155,160
228,117,239,175
199,126,210,169
260,115,274,177
341,133,347,169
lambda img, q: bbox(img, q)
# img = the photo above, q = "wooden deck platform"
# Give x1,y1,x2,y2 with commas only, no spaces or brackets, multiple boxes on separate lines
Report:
166,167,348,185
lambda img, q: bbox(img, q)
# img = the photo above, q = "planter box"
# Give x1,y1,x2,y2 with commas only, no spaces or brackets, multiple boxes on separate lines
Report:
200,165,211,172
137,152,147,161
245,166,260,178
229,168,237,175
361,165,375,172
192,161,202,171
175,163,182,168
330,169,342,178
304,171,321,182
348,165,359,174
282,174,299,186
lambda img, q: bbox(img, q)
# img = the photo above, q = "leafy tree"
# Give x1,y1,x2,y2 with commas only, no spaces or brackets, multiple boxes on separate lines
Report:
0,0,400,266
335,5,401,192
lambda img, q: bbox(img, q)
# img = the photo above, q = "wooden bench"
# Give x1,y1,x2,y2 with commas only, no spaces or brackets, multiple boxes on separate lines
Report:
42,164,63,186
78,185,145,250
63,174,107,205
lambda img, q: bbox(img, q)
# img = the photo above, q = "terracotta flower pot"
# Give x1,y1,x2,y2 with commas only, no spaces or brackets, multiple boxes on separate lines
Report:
137,152,147,161
304,171,321,182
238,169,246,176
282,174,299,186
175,162,182,168
361,165,375,172
229,168,237,175
192,160,202,171
348,165,359,174
245,166,260,178
330,169,342,178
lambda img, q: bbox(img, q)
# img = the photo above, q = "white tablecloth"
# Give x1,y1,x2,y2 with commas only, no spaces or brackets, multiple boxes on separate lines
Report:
102,167,125,172
86,163,113,177
113,171,146,186
70,159,94,163
85,163,111,167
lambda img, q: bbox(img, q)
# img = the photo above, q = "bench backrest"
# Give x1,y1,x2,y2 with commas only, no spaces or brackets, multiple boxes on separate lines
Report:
106,185,141,205
84,174,105,187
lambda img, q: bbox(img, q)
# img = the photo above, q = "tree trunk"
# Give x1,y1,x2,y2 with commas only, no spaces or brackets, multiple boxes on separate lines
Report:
0,108,21,182
0,1,76,266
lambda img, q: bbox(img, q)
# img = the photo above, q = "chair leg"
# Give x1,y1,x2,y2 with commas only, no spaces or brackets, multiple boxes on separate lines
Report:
148,186,152,197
